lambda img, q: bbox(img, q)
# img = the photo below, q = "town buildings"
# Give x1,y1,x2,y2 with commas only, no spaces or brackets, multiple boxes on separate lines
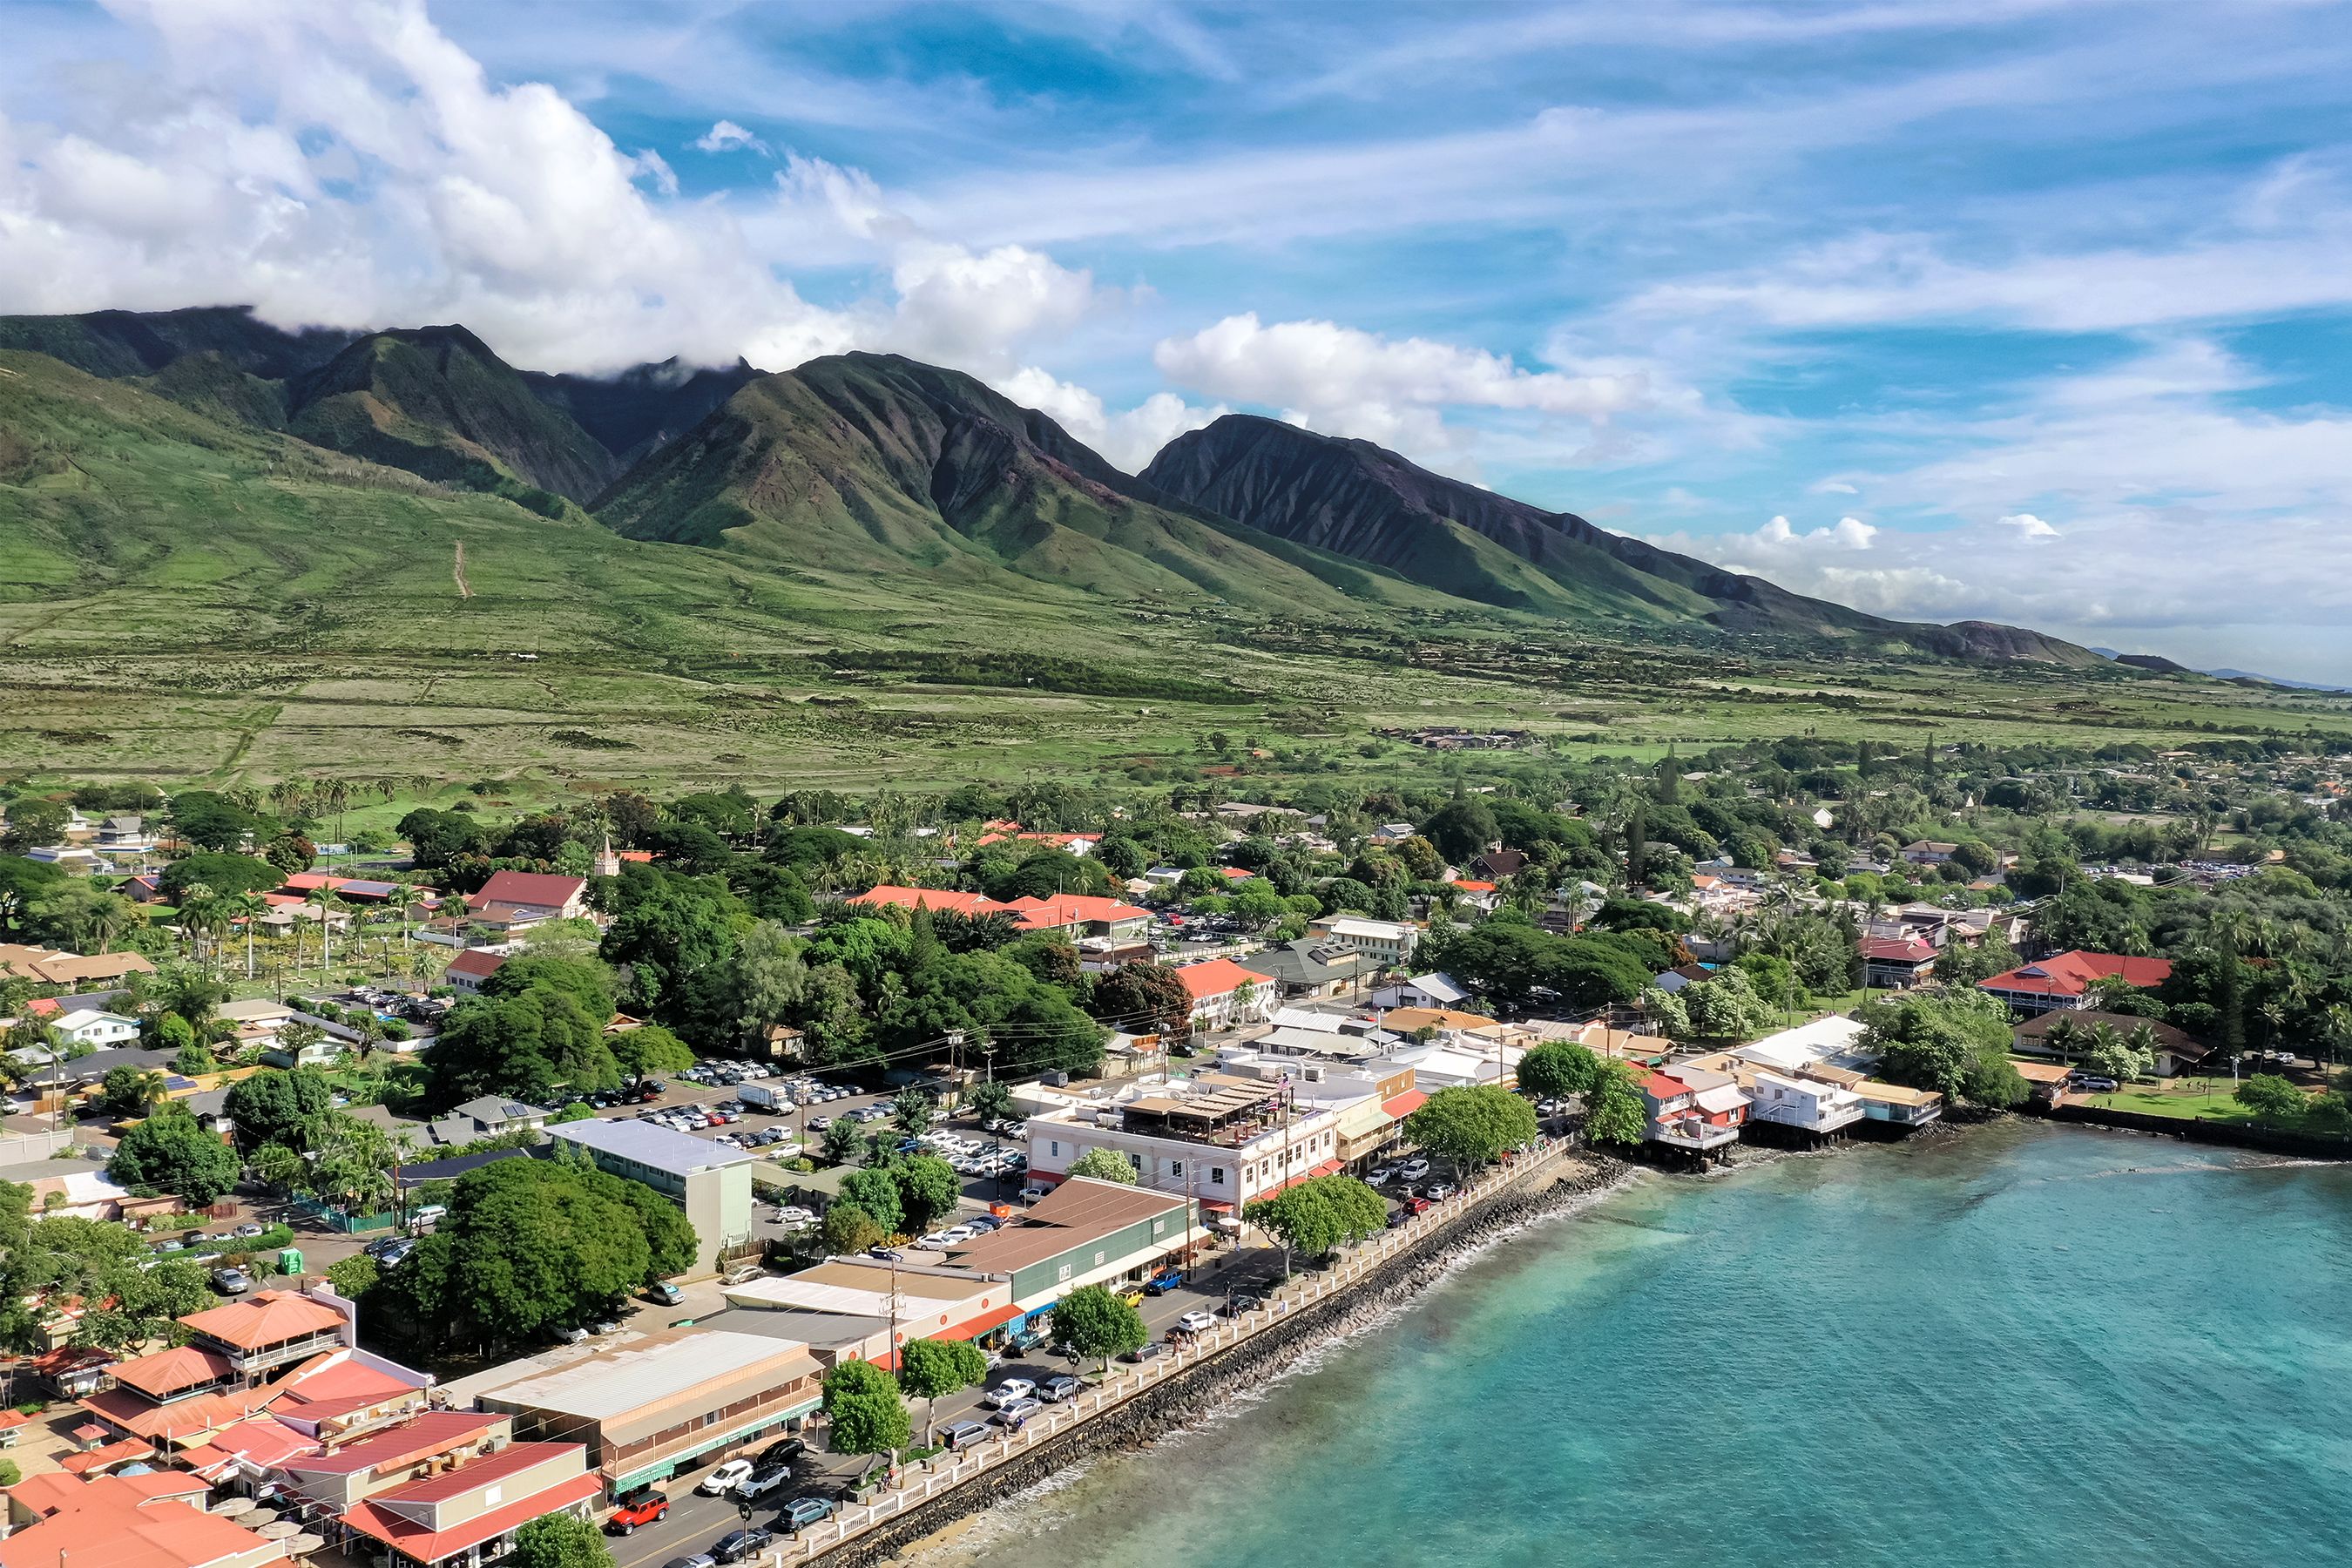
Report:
943,1178,1199,1333
1977,951,2175,1016
546,1117,754,1276
1025,1075,1345,1216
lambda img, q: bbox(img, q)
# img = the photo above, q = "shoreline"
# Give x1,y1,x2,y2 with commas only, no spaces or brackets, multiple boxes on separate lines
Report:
863,1155,1637,1567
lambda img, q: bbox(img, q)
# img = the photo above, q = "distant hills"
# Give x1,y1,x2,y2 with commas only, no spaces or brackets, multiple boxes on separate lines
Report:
1145,414,2097,661
2091,648,2348,692
0,303,2106,664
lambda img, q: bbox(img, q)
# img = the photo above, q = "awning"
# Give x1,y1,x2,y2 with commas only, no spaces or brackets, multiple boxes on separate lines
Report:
939,1303,1024,1342
1382,1091,1429,1119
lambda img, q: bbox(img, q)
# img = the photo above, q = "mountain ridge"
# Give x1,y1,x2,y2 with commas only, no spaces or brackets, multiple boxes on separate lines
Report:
1143,413,2099,663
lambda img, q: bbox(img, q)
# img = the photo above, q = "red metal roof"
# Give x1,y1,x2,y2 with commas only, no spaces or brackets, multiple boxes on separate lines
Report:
444,950,508,979
1173,956,1276,999
938,1302,1024,1342
473,871,586,909
1382,1090,1429,1119
368,1440,580,1504
282,1412,500,1477
1860,937,1937,962
343,1469,601,1565
848,886,1009,917
1979,950,2173,998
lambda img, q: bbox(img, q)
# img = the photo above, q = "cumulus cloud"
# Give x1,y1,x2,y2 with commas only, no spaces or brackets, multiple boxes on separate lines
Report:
0,0,1119,388
1152,312,1671,464
693,118,768,155
1996,512,2059,537
995,368,1227,471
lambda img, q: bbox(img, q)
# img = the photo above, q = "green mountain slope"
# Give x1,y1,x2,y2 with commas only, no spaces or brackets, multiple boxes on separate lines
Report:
0,304,355,382
524,358,761,470
284,327,621,505
595,352,1463,615
1142,413,2099,662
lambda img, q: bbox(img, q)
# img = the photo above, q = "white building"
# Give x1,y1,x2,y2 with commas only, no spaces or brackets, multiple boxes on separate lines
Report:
1369,972,1469,1010
1308,916,1420,967
1735,1016,1874,1077
1744,1068,1866,1136
51,1009,139,1048
1025,1072,1349,1218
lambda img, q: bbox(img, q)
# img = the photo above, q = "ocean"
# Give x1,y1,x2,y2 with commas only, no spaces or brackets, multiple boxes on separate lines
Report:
903,1122,2352,1568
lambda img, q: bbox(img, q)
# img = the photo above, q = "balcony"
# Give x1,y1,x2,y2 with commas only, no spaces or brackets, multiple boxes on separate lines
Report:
209,1329,348,1377
1649,1116,1740,1151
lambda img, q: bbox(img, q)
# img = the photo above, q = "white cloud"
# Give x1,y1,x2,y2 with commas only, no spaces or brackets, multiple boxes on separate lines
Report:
1996,512,2059,537
888,242,1099,370
1152,313,1659,460
995,367,1227,472
693,118,767,155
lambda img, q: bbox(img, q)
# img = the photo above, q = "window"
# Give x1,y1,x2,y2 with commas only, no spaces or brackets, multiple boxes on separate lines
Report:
1051,1140,1061,1158
1093,1250,1105,1266
1211,1167,1226,1185
483,1485,503,1506
1152,1218,1165,1234
1170,1160,1184,1178
1058,1263,1071,1282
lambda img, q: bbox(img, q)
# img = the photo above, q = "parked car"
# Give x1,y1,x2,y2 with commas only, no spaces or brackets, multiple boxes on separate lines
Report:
211,1267,254,1294
1400,1195,1431,1215
988,1396,1041,1428
1222,1293,1265,1315
1367,1165,1397,1186
733,1463,793,1501
1174,1309,1216,1334
559,1326,589,1344
981,1377,1036,1408
409,1204,449,1228
1140,1267,1185,1296
1119,1342,1168,1363
1396,1159,1430,1182
645,1282,685,1307
150,1237,184,1254
780,1496,836,1532
2074,1076,2121,1092
1037,1373,1083,1403
1422,1183,1456,1201
722,1263,764,1286
709,1528,773,1565
605,1494,669,1534
696,1460,754,1497
233,1221,266,1238
757,1436,807,1468
940,1419,991,1452
661,1556,713,1568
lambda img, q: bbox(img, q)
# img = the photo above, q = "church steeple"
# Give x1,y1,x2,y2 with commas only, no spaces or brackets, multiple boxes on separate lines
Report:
592,833,619,878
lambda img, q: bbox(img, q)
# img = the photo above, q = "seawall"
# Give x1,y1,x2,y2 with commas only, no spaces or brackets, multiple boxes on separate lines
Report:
808,1153,1629,1568
2026,1100,2352,1159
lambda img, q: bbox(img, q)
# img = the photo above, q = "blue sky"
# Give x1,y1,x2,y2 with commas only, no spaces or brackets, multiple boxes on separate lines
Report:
8,2,2352,679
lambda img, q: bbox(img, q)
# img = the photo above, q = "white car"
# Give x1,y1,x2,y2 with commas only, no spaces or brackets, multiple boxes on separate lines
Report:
1396,1159,1431,1182
916,1233,957,1250
697,1459,754,1496
1175,1309,1216,1334
980,1378,1035,1409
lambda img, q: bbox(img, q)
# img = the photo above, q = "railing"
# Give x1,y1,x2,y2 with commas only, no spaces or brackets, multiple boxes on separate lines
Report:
759,1137,1573,1565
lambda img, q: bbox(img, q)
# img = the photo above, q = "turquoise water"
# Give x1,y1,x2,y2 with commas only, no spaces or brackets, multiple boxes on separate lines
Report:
916,1124,2352,1567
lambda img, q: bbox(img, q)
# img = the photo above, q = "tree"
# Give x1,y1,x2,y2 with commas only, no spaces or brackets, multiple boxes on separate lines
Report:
897,1336,989,1443
968,1078,1014,1125
821,1202,885,1254
159,852,280,903
429,1159,653,1347
225,1066,335,1152
1244,1174,1386,1273
326,1254,382,1301
892,1155,963,1234
1089,963,1194,1037
1583,1061,1649,1146
1861,989,2016,1102
1517,1041,1599,1101
1,799,69,854
838,1166,907,1236
1066,1147,1140,1185
2236,1073,2308,1120
820,1355,910,1456
822,1118,866,1166
1051,1282,1147,1373
172,1039,216,1077
608,1024,695,1080
98,1065,168,1118
251,1140,305,1196
1681,969,1777,1041
108,1107,239,1206
892,1088,936,1138
509,1513,614,1568
1419,797,1498,865
1403,1085,1538,1170
2080,1024,2154,1084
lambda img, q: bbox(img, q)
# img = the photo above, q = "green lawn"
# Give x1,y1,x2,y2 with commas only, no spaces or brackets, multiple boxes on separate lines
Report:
2078,1082,2253,1121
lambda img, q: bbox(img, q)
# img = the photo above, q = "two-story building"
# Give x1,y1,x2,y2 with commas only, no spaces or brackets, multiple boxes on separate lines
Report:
474,1329,821,1496
467,872,590,930
1171,957,1277,1031
1306,916,1420,968
546,1119,753,1277
944,1178,1200,1333
341,1441,600,1568
1977,951,2175,1017
1637,1069,1747,1164
1025,1074,1345,1217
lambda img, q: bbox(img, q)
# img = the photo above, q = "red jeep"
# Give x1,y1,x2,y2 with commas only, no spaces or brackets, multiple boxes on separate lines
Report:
605,1494,669,1534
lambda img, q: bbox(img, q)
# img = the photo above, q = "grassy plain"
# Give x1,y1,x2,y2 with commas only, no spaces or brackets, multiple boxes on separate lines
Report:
5,346,2352,801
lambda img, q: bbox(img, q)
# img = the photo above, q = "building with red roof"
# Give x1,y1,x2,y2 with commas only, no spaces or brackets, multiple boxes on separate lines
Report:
847,885,1010,919
469,871,588,927
277,1412,511,1511
341,1443,600,1568
0,1470,285,1568
441,948,509,994
1978,951,2174,1016
1172,957,1279,1030
1859,936,1939,989
1002,893,1154,939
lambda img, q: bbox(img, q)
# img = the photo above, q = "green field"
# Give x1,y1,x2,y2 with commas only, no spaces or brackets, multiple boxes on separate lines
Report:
6,344,2352,798
2077,1084,2252,1121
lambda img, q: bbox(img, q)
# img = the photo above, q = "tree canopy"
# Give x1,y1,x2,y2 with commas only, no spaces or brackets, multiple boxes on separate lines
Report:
1051,1282,1147,1371
1404,1085,1538,1169
1244,1174,1386,1262
108,1106,239,1206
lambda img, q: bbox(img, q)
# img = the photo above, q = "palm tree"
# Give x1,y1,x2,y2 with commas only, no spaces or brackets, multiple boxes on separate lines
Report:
307,887,340,979
2041,1013,2082,1061
223,892,267,980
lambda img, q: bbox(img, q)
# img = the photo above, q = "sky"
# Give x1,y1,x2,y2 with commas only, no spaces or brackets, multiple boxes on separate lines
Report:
5,1,2352,680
